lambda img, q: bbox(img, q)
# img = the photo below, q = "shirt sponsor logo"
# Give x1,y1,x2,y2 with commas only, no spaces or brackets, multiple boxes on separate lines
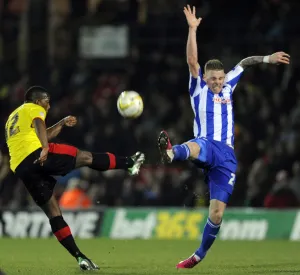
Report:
212,96,231,104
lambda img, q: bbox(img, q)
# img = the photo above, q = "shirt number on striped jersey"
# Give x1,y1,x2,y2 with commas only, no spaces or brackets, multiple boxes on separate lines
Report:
228,173,236,186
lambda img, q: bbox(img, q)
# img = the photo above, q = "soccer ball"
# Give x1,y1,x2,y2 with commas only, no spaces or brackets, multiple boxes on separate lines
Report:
117,91,143,118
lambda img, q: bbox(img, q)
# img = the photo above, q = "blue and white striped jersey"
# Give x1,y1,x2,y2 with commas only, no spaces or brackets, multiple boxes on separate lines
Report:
189,65,244,147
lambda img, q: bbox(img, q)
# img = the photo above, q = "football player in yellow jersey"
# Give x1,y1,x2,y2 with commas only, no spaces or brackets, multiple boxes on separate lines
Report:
5,86,145,271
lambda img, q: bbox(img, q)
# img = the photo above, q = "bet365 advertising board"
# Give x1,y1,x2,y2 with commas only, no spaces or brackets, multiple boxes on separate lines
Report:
1,208,300,241
100,208,300,241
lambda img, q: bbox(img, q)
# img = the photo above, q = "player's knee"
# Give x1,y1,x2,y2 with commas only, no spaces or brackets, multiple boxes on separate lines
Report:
75,150,92,168
209,207,224,224
185,142,200,159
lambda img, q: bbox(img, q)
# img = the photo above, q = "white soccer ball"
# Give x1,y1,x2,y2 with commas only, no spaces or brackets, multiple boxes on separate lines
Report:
117,91,143,118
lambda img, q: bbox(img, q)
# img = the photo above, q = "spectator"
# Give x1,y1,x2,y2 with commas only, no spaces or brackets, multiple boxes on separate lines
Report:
264,170,299,208
59,178,92,209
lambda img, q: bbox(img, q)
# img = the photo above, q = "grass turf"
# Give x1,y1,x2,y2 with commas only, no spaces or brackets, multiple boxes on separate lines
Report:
0,239,300,274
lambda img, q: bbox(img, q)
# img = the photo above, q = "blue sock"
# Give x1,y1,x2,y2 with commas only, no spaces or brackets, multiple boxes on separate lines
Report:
195,218,221,259
172,144,190,161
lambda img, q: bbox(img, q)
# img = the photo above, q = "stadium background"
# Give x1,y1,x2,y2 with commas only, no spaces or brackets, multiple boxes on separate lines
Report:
1,1,300,274
0,0,300,240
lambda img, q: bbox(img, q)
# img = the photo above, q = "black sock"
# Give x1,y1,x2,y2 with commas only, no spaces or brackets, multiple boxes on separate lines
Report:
88,152,134,171
50,216,86,259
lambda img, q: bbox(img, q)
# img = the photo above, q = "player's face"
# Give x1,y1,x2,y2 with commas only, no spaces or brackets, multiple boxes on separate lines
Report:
204,70,225,94
36,94,50,113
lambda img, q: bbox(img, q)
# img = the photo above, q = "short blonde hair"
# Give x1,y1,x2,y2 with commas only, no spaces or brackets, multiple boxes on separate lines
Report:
204,59,224,73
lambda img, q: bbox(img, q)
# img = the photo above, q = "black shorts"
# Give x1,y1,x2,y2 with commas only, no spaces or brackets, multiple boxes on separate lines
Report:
15,143,78,206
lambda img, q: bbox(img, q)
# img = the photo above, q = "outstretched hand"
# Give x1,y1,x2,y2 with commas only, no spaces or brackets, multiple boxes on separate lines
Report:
183,5,202,29
63,116,77,127
269,52,290,65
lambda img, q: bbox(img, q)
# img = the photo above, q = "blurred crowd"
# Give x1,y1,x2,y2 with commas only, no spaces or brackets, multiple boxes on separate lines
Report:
1,0,300,209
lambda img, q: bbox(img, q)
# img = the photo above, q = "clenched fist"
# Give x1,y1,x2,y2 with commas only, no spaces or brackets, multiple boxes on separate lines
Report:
63,116,77,127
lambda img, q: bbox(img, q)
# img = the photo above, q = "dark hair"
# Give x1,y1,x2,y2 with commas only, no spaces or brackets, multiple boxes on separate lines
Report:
204,59,224,72
24,86,49,103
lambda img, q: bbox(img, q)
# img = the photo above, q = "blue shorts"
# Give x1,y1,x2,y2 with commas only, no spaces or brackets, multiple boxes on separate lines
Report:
209,181,231,204
189,138,237,203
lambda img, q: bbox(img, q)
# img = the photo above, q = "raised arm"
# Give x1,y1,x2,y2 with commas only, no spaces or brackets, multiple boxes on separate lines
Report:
238,51,290,69
46,116,77,141
33,116,77,165
184,5,202,78
46,119,65,141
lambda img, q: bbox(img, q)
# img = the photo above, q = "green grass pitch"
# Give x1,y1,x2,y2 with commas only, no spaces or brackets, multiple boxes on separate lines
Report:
1,239,300,274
